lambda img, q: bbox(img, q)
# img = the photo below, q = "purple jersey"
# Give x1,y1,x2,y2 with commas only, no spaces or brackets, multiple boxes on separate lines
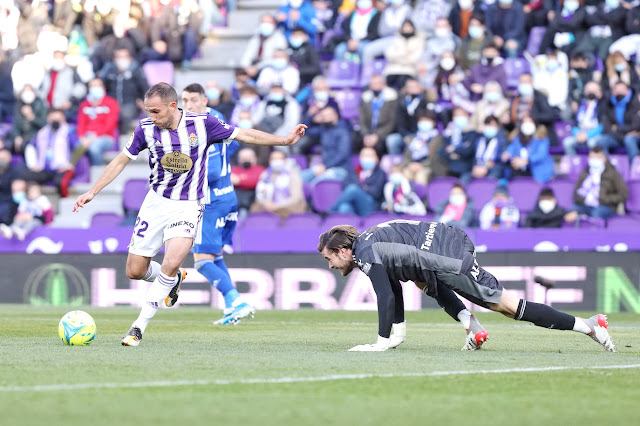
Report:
123,111,238,201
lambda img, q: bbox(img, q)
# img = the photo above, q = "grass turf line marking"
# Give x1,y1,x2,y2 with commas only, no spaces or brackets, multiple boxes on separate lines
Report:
2,364,640,392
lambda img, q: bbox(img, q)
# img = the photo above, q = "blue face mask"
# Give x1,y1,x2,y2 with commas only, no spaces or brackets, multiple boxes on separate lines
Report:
259,22,275,37
237,119,252,129
588,158,605,171
240,97,255,107
360,158,376,170
483,126,498,139
269,92,285,102
417,120,434,132
13,191,26,205
206,88,220,101
615,63,627,72
314,91,329,102
468,25,484,39
606,0,619,9
564,0,579,12
290,37,304,49
486,91,501,103
389,173,403,184
89,86,105,100
453,116,468,129
272,58,288,70
546,60,559,72
518,83,533,97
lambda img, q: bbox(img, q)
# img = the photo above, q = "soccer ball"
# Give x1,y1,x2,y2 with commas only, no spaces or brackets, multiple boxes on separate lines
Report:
58,310,97,346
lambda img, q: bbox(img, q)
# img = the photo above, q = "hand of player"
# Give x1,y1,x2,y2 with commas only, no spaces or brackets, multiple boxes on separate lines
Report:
348,335,390,352
283,124,307,146
72,191,95,212
388,322,406,349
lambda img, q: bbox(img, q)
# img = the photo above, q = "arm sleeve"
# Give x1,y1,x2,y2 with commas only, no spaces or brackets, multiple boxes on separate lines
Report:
123,125,148,160
367,263,395,338
205,114,238,144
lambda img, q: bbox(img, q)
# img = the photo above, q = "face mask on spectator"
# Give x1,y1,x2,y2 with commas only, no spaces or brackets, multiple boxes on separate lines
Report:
115,58,131,71
483,126,498,139
588,158,605,171
417,120,434,132
468,25,484,39
564,0,579,12
270,159,285,172
238,119,253,129
614,93,626,102
206,88,220,101
453,116,468,129
606,0,619,9
389,173,403,184
260,22,275,36
314,91,329,102
357,0,372,9
449,193,466,206
546,60,559,72
50,121,61,131
614,62,627,72
13,191,26,205
586,93,597,101
483,56,495,66
289,0,303,8
21,91,35,104
89,86,105,100
401,30,415,39
371,89,382,97
360,157,376,170
498,0,512,5
434,28,450,39
51,59,65,71
391,0,404,5
241,161,253,169
272,58,288,70
494,198,507,209
240,96,256,107
440,57,456,71
458,0,473,9
290,37,305,48
538,199,556,214
269,92,285,102
486,91,501,103
0,160,9,170
518,83,533,97
521,121,536,136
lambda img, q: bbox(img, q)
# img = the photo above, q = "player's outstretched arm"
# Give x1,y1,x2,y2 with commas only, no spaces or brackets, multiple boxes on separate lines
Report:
235,124,307,147
72,152,131,212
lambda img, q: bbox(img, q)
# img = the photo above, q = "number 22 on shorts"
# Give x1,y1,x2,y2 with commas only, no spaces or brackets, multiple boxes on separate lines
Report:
134,217,149,238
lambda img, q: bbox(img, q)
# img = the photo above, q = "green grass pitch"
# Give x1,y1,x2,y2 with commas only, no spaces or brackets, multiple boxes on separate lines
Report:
1,305,639,426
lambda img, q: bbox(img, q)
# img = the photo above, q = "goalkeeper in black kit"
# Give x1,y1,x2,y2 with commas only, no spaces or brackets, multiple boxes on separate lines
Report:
317,221,615,352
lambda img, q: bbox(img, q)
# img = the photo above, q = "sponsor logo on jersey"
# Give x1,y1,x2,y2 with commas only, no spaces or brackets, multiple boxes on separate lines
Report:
213,185,234,196
215,212,238,228
154,139,162,147
126,133,134,148
189,133,199,146
217,118,231,130
168,220,195,229
160,150,193,174
420,222,438,251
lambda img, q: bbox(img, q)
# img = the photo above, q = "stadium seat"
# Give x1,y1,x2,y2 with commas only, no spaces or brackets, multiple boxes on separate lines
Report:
427,177,458,211
122,179,150,213
563,216,606,229
411,182,427,201
322,212,363,230
608,155,630,181
379,154,403,175
359,59,387,87
626,181,640,213
526,26,546,56
91,212,125,227
303,181,312,200
553,121,573,146
547,179,575,209
360,212,397,231
312,180,343,213
240,212,281,229
504,58,530,91
284,212,323,228
289,154,308,170
508,177,542,212
558,155,587,180
606,215,640,230
333,89,361,122
70,155,91,185
326,60,360,89
630,156,640,180
142,61,174,86
466,178,498,213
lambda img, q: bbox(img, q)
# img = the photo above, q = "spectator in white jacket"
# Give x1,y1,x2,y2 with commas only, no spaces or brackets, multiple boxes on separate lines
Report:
531,49,569,116
255,49,301,96
241,14,289,75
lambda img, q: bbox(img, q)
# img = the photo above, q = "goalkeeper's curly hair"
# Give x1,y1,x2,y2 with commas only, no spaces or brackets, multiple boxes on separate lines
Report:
317,225,361,253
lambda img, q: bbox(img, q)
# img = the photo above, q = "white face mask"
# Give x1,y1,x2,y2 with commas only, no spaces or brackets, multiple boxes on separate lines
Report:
440,57,456,71
270,159,285,172
51,58,65,71
435,28,450,39
449,193,466,206
521,122,536,136
538,199,556,214
115,58,131,71
458,0,473,9
21,90,35,104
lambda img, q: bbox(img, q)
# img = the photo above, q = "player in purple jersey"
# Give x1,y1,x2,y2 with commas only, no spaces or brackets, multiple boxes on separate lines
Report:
72,82,306,346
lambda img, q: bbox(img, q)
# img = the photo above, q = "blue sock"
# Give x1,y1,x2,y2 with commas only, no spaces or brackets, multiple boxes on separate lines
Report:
195,259,238,309
214,255,239,308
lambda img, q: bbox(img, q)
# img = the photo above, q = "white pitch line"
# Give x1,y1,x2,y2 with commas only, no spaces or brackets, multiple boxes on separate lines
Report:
2,364,640,393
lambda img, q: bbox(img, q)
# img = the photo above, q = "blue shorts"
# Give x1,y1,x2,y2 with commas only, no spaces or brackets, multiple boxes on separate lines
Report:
192,201,238,254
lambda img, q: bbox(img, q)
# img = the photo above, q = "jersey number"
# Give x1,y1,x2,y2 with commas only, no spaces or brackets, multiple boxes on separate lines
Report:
135,217,149,238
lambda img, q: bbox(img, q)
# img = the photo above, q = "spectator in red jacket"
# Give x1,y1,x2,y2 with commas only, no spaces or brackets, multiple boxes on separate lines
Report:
231,148,266,218
74,78,120,166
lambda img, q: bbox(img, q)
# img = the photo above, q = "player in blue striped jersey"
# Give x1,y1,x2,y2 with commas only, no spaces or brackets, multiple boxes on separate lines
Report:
73,83,306,345
182,83,255,325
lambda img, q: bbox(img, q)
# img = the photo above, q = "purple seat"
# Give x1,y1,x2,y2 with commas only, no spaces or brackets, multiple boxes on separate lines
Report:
526,26,546,55
322,213,362,230
554,121,573,146
606,215,640,230
361,212,397,231
508,177,542,212
70,155,91,185
290,154,308,170
142,61,174,86
122,179,149,212
333,89,361,122
631,157,640,180
627,181,640,213
547,179,575,209
312,180,343,213
91,212,124,227
558,155,587,180
303,181,312,200
309,154,323,167
241,212,281,228
563,216,606,229
326,60,360,89
608,155,629,181
379,154,403,175
504,58,531,91
283,212,323,228
359,59,387,87
412,182,427,200
466,178,497,213
427,177,458,211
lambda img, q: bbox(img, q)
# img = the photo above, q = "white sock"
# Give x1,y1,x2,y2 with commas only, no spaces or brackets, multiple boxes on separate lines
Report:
231,296,244,308
457,309,472,330
142,261,162,282
133,272,177,333
572,317,592,334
